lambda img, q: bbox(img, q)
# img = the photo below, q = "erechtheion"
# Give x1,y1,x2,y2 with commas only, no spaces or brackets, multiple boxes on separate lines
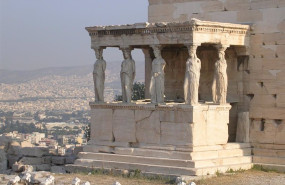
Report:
67,0,285,177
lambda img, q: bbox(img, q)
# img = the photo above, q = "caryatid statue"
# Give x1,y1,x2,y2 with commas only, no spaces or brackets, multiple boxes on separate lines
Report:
120,47,136,103
184,45,201,105
212,45,228,104
93,46,106,103
150,45,166,104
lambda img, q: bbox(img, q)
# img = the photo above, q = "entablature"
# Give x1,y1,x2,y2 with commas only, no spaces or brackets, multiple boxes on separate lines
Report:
86,19,250,48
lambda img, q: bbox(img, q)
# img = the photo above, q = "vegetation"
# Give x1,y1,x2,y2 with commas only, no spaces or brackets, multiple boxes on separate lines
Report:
251,164,283,173
84,123,91,141
114,82,145,101
226,168,246,174
0,120,42,134
132,82,145,100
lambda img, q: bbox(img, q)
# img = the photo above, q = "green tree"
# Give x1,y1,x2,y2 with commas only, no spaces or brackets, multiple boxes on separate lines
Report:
84,123,91,141
114,82,145,101
132,82,145,100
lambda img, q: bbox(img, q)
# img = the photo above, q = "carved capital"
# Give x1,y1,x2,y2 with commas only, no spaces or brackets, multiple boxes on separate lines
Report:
151,45,163,59
215,44,229,60
185,44,199,58
120,46,133,60
215,44,229,52
92,46,106,60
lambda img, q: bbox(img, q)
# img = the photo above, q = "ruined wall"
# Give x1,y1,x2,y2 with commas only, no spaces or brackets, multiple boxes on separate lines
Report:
148,0,285,167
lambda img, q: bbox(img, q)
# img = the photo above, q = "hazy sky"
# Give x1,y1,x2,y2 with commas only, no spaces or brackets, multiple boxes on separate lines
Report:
0,0,148,71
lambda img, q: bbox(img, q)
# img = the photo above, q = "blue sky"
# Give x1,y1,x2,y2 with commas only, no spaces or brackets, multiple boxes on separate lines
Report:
0,0,148,70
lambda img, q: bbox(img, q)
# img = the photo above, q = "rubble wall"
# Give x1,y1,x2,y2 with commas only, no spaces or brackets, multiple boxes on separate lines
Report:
148,0,285,167
0,136,79,174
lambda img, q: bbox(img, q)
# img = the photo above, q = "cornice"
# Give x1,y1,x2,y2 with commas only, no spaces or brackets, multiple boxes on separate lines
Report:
86,19,250,37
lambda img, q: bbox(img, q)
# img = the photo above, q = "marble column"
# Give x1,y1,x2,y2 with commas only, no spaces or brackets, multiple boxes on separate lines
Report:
93,46,106,103
184,44,201,105
212,45,229,104
120,46,136,103
142,48,152,99
150,45,166,104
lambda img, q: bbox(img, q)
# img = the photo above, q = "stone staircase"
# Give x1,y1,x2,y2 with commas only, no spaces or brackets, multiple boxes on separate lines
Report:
66,143,253,177
252,143,285,172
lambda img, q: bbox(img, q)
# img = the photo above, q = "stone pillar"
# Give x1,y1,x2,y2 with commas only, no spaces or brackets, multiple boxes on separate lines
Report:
212,45,229,104
93,46,106,103
184,44,201,105
150,45,166,104
142,48,153,99
120,46,136,103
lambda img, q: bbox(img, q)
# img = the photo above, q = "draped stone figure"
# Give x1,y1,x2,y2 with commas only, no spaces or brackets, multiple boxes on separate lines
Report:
184,45,201,105
93,47,106,103
120,47,136,103
212,46,228,104
150,45,166,104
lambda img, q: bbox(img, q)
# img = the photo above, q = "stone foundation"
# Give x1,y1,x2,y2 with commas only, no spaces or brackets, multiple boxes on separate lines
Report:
67,143,252,176
88,102,231,148
68,102,253,176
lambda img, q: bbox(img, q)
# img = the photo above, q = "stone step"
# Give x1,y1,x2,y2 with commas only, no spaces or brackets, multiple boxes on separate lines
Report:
74,159,197,176
196,163,253,176
195,156,252,168
253,148,285,158
78,152,252,168
78,152,195,168
253,163,285,173
191,148,252,160
67,159,253,176
91,146,252,160
65,164,182,179
253,156,285,165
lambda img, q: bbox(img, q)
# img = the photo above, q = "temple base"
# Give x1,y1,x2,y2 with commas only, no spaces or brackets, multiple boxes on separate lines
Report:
88,102,231,147
67,143,252,177
68,102,253,177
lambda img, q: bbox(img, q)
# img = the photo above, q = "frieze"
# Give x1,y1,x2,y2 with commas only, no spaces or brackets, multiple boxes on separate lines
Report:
86,19,249,37
89,102,232,111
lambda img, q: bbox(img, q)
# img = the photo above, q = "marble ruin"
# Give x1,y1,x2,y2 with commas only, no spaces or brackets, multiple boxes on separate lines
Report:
120,47,136,103
93,46,106,103
184,45,201,105
150,45,166,104
68,0,285,177
212,45,228,104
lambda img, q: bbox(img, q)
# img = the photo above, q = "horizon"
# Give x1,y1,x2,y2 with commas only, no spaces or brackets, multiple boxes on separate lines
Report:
0,60,145,72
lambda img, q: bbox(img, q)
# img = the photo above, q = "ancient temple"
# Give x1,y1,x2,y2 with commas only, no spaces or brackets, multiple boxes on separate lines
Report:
67,0,285,177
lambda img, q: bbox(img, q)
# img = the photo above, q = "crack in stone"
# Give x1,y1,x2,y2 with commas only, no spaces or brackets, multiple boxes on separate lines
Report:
135,111,154,123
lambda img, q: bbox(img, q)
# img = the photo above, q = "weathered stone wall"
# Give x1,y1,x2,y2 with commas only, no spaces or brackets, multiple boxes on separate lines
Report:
0,136,79,174
89,104,230,148
148,0,285,166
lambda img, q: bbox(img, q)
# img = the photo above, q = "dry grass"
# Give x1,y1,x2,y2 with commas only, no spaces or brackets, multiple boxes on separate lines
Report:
54,169,285,185
55,173,170,185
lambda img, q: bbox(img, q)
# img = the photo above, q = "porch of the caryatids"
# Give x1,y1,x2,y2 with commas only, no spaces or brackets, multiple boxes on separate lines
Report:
93,46,106,103
120,46,136,103
184,44,201,105
212,45,229,104
150,45,166,104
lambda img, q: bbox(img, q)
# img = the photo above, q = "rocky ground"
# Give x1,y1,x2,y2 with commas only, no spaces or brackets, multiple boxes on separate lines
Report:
1,169,284,185
54,170,285,185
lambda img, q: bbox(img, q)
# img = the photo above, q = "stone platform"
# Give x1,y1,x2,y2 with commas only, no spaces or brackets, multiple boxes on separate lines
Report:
67,102,253,177
66,143,252,176
88,102,231,147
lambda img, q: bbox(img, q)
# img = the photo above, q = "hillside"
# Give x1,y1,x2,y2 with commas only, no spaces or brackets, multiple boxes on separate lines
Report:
0,61,144,112
0,61,144,84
